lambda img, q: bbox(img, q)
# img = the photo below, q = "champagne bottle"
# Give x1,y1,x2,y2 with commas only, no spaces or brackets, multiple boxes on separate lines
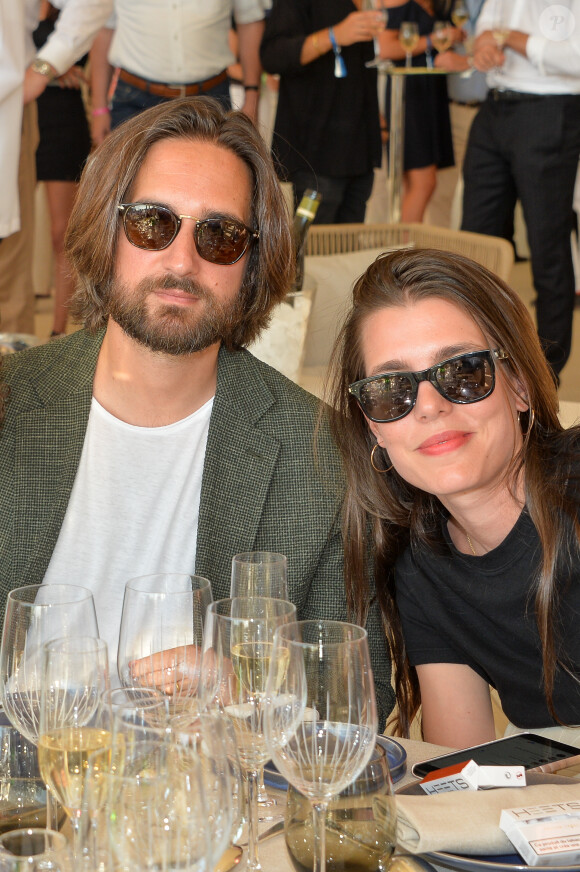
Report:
291,189,321,294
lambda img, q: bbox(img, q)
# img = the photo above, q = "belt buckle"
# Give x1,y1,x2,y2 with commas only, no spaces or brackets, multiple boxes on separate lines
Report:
167,83,187,97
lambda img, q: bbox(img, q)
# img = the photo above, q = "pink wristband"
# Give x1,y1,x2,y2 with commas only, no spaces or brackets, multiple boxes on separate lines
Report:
91,106,110,117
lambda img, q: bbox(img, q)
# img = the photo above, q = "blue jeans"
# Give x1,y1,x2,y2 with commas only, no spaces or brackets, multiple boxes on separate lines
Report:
111,77,232,129
290,170,375,224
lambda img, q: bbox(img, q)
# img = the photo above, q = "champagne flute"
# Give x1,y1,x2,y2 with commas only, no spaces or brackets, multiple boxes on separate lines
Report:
0,584,99,829
264,620,378,872
202,597,297,872
431,21,453,54
451,0,468,28
0,829,72,872
118,573,212,715
231,551,289,813
398,21,419,68
38,636,112,862
362,0,389,69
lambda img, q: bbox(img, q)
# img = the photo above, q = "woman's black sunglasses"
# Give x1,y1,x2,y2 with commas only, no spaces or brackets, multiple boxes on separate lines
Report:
118,202,259,265
348,349,508,423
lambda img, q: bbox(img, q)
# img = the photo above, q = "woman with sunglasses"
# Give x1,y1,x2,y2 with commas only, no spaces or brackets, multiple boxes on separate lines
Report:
328,247,580,747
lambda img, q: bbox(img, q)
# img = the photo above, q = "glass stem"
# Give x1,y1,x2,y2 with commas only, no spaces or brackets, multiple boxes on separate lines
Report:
312,801,328,872
245,768,262,871
406,50,412,68
45,787,59,831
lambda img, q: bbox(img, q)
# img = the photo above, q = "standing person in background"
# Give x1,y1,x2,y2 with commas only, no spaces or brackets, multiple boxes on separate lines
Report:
378,0,460,222
90,0,267,147
461,0,580,379
427,0,487,228
0,0,111,336
34,0,92,338
260,0,384,224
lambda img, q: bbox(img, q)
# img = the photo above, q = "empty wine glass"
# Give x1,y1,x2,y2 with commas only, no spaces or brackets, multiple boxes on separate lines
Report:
38,637,112,861
118,574,212,715
202,597,297,872
104,739,211,872
362,0,389,68
264,620,378,872
231,552,288,600
231,551,289,814
398,21,419,68
0,829,72,872
0,584,99,829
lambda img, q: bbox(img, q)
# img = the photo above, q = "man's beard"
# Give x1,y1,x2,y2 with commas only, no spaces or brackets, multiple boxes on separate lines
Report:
105,272,245,355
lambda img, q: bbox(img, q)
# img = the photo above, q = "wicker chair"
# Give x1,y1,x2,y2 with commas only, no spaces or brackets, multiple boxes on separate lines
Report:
305,222,514,282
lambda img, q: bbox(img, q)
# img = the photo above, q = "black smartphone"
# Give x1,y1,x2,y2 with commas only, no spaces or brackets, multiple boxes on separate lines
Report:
412,732,580,778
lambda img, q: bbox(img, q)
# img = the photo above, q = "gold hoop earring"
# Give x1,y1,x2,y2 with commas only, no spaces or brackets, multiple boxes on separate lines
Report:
518,406,536,437
370,443,393,473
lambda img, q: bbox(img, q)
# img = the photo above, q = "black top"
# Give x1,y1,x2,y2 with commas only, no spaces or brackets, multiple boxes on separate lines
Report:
260,0,382,180
396,509,580,728
385,0,454,171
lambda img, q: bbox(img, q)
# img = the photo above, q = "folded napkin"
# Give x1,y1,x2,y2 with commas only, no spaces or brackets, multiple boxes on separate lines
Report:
396,782,580,855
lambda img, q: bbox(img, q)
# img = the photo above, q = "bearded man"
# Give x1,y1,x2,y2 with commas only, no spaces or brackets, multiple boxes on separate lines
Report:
0,96,394,727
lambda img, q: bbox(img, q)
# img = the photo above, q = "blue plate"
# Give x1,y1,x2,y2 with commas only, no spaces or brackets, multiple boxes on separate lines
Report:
263,734,407,790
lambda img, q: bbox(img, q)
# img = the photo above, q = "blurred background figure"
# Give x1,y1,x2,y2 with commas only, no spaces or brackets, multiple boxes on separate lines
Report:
33,0,92,337
427,0,487,228
261,0,384,224
89,0,266,148
378,0,461,222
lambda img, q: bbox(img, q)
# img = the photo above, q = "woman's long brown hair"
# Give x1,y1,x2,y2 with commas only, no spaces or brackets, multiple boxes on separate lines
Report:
327,249,579,736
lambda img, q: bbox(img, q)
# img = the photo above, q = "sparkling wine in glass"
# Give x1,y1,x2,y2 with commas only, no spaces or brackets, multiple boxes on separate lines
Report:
398,21,419,68
264,620,378,872
38,636,112,861
0,584,99,829
118,573,212,715
202,597,297,872
451,0,468,28
431,21,453,54
231,551,289,813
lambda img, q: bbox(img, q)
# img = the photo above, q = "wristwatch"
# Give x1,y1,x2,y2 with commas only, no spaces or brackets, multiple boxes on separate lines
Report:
30,58,56,81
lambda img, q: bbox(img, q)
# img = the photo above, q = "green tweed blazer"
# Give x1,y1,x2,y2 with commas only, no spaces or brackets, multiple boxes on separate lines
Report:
0,329,394,725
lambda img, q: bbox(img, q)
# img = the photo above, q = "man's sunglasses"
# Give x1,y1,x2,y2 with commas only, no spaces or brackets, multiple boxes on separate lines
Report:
118,202,259,265
349,349,508,423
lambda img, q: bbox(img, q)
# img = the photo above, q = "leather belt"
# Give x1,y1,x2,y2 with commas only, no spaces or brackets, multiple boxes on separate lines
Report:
118,68,228,99
488,88,546,102
451,99,482,107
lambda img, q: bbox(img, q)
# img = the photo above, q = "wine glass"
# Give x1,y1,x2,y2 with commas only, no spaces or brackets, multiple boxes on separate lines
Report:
171,710,244,870
285,742,396,872
431,21,453,54
118,573,212,715
451,0,468,28
231,551,289,814
202,597,297,872
0,829,72,872
264,620,378,872
104,739,211,872
231,552,288,600
0,584,99,829
362,0,389,69
398,21,419,68
38,636,112,861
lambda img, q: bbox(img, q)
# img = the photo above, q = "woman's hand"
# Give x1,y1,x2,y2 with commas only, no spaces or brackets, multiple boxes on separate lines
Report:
56,64,86,90
91,112,111,148
333,10,386,47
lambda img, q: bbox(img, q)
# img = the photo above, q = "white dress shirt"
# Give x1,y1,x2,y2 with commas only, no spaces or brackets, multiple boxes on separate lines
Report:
477,0,580,93
108,0,265,84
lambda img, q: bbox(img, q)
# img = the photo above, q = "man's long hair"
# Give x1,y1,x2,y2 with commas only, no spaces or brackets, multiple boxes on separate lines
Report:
65,97,294,348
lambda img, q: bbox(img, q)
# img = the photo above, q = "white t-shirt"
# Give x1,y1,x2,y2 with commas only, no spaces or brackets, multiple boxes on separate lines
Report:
43,395,213,678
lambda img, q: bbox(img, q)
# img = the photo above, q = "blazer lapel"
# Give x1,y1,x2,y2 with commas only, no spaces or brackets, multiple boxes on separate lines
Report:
195,348,281,599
